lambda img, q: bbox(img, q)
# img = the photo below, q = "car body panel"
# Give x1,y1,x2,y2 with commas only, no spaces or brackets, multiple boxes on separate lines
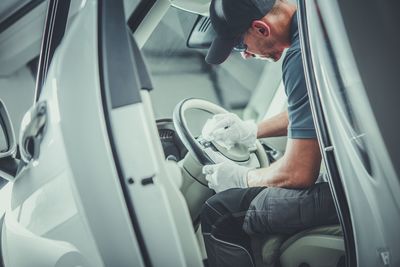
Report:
3,0,205,266
2,1,143,266
301,0,400,265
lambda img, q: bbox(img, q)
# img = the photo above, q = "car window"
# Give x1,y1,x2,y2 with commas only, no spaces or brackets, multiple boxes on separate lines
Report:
334,78,372,175
123,0,141,17
319,24,373,175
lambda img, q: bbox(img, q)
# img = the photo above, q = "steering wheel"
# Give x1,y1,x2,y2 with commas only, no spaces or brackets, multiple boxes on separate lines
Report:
173,98,269,168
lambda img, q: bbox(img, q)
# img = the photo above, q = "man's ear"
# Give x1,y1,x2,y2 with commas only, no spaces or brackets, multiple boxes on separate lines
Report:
251,20,270,37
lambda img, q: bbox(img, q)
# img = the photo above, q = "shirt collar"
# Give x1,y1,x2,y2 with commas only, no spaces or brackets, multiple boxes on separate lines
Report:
289,11,298,43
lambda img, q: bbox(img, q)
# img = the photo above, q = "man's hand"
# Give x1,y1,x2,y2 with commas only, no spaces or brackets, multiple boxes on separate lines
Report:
202,113,258,149
202,161,250,193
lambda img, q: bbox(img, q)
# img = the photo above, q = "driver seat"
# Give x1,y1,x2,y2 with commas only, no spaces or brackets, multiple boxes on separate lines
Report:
241,58,344,267
257,224,345,267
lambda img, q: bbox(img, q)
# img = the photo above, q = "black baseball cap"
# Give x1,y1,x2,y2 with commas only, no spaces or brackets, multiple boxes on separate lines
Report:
206,0,276,65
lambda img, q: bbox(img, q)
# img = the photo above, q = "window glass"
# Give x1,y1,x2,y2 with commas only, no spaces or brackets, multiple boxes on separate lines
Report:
123,0,141,19
0,1,46,139
0,0,38,20
323,33,372,175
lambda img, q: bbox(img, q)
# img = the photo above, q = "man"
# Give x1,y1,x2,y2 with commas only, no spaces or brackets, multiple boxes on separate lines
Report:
200,0,339,266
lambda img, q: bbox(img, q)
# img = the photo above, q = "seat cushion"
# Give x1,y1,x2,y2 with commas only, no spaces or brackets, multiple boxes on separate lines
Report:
259,224,342,267
280,224,342,253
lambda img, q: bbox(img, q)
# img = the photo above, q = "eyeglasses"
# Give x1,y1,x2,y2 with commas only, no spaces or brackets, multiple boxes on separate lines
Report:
233,35,248,53
233,35,256,58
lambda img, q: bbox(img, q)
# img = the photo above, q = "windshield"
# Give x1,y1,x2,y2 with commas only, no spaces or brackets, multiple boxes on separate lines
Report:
142,7,269,119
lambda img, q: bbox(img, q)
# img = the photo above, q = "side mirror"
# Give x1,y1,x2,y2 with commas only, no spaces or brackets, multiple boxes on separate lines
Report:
0,99,18,181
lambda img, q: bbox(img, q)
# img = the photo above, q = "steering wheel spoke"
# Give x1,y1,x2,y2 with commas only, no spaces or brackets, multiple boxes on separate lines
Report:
173,98,269,168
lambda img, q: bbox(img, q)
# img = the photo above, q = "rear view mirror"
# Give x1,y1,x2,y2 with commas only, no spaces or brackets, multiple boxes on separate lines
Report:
187,16,216,49
0,99,16,158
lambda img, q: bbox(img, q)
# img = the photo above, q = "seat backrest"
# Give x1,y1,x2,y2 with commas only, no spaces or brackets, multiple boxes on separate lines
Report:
242,58,288,153
242,57,284,123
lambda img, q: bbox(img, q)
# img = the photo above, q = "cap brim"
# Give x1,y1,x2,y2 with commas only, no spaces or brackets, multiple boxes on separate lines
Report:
206,36,236,65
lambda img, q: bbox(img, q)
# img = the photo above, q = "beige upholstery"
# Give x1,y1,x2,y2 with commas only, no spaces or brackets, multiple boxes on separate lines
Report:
256,225,344,267
242,58,288,153
243,59,284,123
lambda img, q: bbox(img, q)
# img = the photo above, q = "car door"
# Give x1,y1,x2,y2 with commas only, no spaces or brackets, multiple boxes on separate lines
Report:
298,0,400,266
1,0,203,266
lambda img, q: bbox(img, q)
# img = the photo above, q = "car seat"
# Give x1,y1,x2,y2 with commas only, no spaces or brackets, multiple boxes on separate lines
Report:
242,58,287,153
241,58,344,267
242,59,285,123
256,225,344,267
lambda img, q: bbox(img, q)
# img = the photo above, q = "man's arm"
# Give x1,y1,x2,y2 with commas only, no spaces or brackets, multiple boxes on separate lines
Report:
247,138,321,188
257,111,288,138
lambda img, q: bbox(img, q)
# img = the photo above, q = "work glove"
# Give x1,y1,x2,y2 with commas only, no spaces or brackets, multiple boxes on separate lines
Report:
202,161,250,193
202,113,258,150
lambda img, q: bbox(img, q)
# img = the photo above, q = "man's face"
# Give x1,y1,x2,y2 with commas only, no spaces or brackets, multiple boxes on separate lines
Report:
239,28,285,62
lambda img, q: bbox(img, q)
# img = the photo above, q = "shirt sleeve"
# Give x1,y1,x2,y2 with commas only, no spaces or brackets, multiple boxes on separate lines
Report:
282,46,317,139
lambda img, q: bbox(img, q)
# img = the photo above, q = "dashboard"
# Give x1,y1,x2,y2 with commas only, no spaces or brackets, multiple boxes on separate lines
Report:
156,119,187,161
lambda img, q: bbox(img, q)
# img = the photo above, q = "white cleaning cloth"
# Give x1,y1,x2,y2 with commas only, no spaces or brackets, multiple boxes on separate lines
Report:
202,113,257,150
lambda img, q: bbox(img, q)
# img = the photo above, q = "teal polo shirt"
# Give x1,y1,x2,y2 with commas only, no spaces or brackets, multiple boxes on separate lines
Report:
282,12,317,139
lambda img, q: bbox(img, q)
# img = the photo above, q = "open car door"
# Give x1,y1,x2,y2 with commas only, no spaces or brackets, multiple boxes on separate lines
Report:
1,0,203,266
298,0,400,266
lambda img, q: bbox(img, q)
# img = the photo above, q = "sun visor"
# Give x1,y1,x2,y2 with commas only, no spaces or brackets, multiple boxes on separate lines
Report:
170,0,211,16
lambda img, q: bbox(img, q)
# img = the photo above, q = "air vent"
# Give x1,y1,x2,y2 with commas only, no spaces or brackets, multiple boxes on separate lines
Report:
159,129,174,140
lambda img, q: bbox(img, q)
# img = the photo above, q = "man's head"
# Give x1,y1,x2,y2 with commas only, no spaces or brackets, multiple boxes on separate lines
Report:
206,0,295,64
